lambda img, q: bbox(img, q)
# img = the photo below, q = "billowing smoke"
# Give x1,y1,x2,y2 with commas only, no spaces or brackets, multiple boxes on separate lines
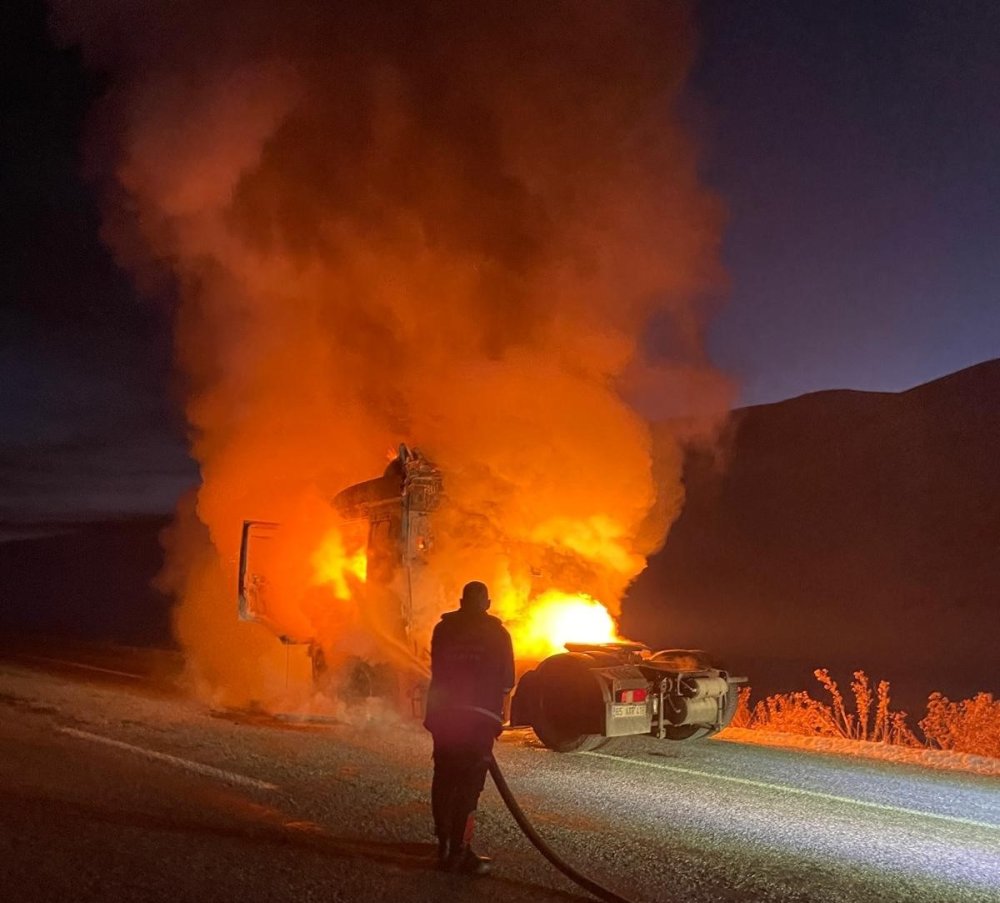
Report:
52,1,730,704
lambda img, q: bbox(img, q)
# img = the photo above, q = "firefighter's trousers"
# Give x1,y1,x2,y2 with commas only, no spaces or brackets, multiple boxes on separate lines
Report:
430,722,496,847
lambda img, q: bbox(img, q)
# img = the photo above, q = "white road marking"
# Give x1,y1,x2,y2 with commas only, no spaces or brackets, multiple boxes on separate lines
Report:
18,654,145,681
582,750,999,832
59,727,279,791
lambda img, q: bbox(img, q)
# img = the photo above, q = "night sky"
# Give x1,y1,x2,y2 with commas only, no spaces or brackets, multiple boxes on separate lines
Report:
2,0,998,522
2,1,194,524
696,0,1000,404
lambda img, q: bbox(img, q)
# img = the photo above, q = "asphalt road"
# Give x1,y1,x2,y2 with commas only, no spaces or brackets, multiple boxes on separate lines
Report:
0,650,997,903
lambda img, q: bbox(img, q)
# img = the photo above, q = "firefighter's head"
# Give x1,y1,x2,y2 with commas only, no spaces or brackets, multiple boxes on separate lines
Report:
460,581,490,612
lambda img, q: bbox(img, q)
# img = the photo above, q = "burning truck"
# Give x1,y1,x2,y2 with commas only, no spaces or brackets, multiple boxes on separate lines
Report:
239,445,743,751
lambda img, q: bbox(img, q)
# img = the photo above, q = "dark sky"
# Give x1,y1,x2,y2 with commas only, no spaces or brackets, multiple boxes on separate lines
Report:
2,0,998,520
695,0,1000,404
1,1,195,523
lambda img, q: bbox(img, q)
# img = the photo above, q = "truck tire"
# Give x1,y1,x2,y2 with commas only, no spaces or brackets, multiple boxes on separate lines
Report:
661,724,712,742
533,726,605,753
710,683,740,735
529,653,605,753
591,736,636,755
508,669,540,728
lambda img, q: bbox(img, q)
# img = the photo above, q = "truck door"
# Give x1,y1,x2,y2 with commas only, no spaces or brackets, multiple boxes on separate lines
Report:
237,520,289,638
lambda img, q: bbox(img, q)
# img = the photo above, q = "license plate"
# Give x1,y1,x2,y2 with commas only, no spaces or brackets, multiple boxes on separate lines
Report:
612,703,647,719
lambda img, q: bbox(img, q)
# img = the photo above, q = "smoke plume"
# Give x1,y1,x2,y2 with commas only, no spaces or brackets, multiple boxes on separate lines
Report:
52,0,730,704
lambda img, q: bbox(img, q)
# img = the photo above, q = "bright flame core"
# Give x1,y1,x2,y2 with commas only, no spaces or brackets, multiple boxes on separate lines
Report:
311,531,367,598
504,590,620,661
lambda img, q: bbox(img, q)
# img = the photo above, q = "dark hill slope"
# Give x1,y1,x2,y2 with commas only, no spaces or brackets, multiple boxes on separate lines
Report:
623,359,1000,709
0,517,173,646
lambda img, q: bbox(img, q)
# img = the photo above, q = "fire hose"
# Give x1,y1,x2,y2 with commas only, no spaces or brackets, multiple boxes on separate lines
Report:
396,646,636,901
488,754,636,903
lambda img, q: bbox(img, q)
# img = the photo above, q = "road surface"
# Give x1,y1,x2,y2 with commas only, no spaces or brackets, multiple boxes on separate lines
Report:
0,648,997,903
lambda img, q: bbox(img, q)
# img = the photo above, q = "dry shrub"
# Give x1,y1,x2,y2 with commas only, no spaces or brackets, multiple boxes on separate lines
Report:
920,693,1000,758
742,671,1000,757
746,669,919,745
749,690,841,737
813,669,919,745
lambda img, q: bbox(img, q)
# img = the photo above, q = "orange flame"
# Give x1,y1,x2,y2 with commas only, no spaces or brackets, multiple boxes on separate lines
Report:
503,590,620,661
311,530,367,598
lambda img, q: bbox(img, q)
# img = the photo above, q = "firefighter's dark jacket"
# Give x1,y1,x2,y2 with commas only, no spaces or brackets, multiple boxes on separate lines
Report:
424,608,515,733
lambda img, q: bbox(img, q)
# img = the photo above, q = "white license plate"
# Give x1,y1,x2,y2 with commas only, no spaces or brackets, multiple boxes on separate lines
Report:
612,703,647,719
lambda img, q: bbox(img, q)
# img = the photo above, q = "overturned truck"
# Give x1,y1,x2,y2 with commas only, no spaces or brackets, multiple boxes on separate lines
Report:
510,642,742,752
238,445,744,749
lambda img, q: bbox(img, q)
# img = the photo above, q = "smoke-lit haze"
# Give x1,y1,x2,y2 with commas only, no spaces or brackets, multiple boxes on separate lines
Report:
51,1,728,703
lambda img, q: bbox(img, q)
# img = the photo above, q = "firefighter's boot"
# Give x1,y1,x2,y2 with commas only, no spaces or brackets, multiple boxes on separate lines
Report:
447,846,492,876
435,836,450,868
446,814,491,876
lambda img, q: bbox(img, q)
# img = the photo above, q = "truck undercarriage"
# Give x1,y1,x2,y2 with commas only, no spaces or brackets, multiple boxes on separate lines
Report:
510,643,743,751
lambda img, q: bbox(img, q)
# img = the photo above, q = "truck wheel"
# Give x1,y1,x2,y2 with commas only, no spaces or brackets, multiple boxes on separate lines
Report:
591,736,635,755
530,653,605,753
709,685,740,735
661,724,712,742
533,726,605,753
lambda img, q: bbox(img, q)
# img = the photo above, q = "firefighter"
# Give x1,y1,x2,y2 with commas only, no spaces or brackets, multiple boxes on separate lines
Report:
423,580,515,876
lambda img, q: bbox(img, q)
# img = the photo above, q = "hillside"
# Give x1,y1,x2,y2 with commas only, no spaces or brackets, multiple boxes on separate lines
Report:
0,517,173,647
623,359,1000,711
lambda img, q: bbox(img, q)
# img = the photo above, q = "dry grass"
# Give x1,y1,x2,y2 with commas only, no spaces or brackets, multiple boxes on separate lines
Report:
741,669,930,748
920,692,1000,758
